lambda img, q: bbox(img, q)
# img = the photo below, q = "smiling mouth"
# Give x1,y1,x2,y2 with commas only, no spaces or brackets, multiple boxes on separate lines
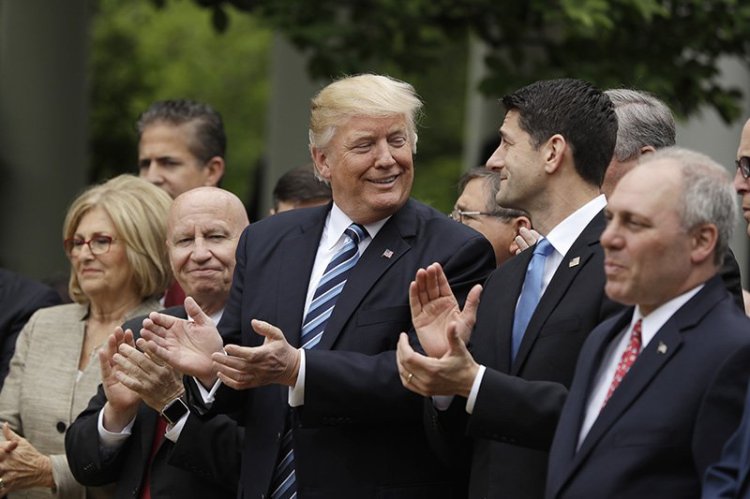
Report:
369,175,398,185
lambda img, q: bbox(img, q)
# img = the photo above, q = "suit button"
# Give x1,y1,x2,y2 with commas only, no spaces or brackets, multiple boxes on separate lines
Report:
56,421,66,433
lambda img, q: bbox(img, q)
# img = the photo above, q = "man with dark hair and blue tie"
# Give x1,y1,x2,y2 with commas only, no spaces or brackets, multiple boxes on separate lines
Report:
140,73,495,499
397,78,623,499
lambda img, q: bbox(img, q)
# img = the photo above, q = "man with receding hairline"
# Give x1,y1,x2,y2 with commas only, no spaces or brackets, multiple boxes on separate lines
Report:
546,147,750,498
66,187,248,499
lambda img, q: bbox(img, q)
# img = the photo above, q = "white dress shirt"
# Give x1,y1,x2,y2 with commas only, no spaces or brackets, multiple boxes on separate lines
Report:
289,203,387,406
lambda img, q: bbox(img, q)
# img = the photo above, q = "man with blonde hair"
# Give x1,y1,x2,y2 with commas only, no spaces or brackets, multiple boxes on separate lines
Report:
141,74,495,498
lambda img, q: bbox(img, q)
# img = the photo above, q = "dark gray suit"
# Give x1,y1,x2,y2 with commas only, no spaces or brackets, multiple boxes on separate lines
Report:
0,268,60,389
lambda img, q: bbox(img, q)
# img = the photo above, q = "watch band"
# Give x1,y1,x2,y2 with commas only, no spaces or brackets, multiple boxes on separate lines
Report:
160,396,189,426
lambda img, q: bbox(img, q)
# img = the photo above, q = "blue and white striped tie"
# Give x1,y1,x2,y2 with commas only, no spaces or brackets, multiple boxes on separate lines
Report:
270,223,368,499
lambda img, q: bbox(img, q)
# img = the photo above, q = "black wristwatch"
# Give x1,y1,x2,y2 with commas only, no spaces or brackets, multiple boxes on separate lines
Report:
160,397,189,425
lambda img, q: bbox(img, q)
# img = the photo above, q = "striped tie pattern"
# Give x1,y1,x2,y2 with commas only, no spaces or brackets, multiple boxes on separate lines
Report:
270,223,368,499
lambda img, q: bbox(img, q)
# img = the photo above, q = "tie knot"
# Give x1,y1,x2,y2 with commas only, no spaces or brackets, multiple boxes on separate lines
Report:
533,238,554,257
345,223,368,245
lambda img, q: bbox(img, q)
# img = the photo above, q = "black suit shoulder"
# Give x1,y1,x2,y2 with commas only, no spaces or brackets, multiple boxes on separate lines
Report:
121,306,187,337
0,269,61,388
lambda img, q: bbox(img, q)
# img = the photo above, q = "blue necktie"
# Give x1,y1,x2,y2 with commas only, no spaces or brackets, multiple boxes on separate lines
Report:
511,238,553,361
270,223,368,499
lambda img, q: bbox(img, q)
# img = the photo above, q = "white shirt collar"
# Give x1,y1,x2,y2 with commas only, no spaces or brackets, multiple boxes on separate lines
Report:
632,284,704,348
545,194,606,258
323,202,389,250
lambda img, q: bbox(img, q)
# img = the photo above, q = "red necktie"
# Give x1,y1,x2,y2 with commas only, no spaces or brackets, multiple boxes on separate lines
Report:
140,416,168,499
602,319,642,408
163,281,186,308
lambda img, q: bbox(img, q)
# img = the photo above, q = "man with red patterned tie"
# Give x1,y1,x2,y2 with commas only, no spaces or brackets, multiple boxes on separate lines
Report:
544,147,750,498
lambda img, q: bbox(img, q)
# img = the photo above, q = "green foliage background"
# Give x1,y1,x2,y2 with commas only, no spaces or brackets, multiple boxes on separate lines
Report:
91,0,750,213
90,0,271,204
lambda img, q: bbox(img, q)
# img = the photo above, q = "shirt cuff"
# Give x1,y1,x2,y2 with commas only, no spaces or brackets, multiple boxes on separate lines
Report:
97,408,134,450
465,365,487,414
164,412,189,442
195,376,222,405
289,348,306,407
432,395,454,411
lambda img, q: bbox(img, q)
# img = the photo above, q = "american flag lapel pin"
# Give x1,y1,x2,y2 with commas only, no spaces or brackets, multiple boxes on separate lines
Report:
568,256,580,268
382,249,394,259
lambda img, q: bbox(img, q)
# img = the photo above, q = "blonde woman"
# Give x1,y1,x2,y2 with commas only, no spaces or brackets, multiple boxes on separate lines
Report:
0,175,172,499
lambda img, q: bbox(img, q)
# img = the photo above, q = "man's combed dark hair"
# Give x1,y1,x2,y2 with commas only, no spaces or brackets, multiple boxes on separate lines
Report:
136,99,226,164
502,79,617,187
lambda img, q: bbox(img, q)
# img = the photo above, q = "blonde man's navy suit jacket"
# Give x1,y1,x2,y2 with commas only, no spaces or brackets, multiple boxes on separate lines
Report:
187,199,495,499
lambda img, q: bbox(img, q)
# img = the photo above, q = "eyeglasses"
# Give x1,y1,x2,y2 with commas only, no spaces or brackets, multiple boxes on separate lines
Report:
64,235,116,256
737,156,750,179
450,209,495,224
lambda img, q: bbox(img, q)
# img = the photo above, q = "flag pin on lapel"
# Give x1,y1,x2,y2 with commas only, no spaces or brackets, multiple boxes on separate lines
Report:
657,342,668,354
382,249,394,259
568,256,580,268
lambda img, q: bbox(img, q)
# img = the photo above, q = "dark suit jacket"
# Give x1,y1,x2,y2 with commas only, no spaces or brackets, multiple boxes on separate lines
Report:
547,275,750,499
426,210,624,499
190,199,495,499
65,307,241,499
702,371,750,499
0,268,60,389
427,212,747,499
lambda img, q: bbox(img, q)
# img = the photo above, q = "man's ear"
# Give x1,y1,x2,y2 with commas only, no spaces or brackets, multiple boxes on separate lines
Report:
514,216,532,233
311,147,332,181
639,145,657,157
689,223,718,265
203,157,225,187
542,134,567,174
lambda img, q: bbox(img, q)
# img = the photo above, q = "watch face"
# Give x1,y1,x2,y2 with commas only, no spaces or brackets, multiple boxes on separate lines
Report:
162,398,189,425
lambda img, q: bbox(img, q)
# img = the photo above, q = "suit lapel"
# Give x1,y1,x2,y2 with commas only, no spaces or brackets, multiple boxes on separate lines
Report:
563,277,728,485
563,307,634,462
315,203,415,350
137,408,160,476
276,211,326,348
571,322,682,471
512,212,606,374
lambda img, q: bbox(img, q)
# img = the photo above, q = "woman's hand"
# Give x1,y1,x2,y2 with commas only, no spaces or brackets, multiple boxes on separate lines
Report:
100,328,140,432
0,423,55,493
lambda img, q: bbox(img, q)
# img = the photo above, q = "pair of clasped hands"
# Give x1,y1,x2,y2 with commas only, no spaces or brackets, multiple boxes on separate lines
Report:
395,227,540,399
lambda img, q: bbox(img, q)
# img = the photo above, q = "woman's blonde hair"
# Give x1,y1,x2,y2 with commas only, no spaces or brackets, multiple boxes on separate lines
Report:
63,175,172,304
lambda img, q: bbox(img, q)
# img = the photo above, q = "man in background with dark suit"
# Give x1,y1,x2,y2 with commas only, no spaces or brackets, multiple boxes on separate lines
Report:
397,78,621,499
701,117,750,499
0,268,60,389
141,74,495,499
545,147,750,498
65,187,248,499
